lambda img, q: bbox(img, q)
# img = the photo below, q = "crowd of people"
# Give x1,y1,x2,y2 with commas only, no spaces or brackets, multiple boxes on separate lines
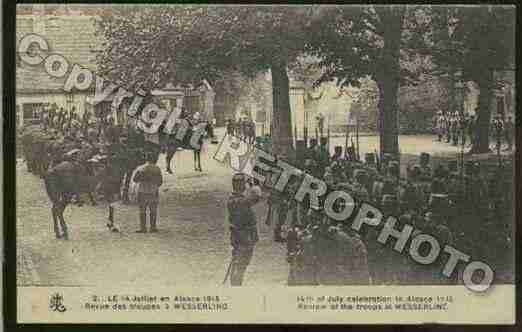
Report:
227,132,514,286
18,104,513,286
433,109,514,151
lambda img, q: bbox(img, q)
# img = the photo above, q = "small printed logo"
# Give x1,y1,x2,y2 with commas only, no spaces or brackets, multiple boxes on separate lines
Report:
49,293,66,312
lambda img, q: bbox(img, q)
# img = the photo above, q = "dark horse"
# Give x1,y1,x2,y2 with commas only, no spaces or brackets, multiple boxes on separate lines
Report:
162,121,211,174
43,159,108,239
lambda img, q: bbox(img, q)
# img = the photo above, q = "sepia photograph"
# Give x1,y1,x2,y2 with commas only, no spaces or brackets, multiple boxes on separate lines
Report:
12,3,516,325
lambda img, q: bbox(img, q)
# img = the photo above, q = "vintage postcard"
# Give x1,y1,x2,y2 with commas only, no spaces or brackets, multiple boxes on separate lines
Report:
14,4,515,324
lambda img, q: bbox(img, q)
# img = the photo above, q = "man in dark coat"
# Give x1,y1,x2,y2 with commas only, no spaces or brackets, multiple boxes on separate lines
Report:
226,173,263,286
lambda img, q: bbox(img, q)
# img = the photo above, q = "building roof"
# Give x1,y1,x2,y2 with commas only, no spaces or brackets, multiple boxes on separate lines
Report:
16,14,100,93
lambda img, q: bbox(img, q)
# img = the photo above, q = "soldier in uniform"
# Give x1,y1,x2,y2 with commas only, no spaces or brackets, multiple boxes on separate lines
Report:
316,137,330,176
451,112,460,146
418,152,432,180
273,174,301,243
315,223,370,285
504,116,514,150
226,173,264,286
445,112,452,143
132,151,163,233
287,206,323,286
306,138,318,163
331,146,343,162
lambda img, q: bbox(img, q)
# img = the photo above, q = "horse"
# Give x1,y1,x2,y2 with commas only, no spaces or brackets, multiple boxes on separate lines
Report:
163,121,211,174
20,125,54,177
43,158,108,239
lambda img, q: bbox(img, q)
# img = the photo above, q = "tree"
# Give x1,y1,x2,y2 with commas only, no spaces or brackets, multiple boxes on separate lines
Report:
96,6,318,159
427,6,515,153
306,5,428,157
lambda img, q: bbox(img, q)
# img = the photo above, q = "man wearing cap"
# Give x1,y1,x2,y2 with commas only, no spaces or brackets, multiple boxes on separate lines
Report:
132,152,163,233
226,173,264,286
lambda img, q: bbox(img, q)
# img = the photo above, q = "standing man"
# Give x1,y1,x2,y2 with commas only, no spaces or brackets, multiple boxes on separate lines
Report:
467,115,475,147
316,112,325,138
226,173,263,286
132,151,163,233
504,116,514,151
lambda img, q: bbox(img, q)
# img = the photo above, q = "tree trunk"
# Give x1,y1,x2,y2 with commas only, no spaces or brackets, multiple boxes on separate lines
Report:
271,61,293,160
472,69,494,153
448,69,456,114
375,7,403,158
375,75,399,158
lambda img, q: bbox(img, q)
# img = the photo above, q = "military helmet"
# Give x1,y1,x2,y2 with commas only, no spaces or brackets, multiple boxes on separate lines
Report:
320,136,328,145
365,153,375,165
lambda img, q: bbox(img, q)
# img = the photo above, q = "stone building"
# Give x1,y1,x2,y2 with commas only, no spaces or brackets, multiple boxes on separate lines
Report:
16,4,215,128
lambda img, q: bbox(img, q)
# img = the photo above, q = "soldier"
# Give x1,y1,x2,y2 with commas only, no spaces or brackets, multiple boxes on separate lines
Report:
287,206,323,286
425,211,455,284
504,116,514,150
263,133,272,154
467,113,476,148
401,165,424,214
351,169,370,202
273,174,300,243
315,223,370,285
226,118,234,136
132,151,163,233
226,173,264,286
306,138,318,162
435,110,445,142
365,152,376,167
419,152,431,180
451,112,460,146
331,146,343,162
316,137,330,176
316,112,325,137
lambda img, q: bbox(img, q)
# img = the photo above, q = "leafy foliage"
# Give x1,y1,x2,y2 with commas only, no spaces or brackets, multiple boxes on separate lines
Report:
305,5,430,89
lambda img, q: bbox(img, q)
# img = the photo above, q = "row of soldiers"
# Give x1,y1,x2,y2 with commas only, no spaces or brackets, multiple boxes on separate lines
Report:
434,110,475,146
226,117,257,144
434,110,515,150
234,136,513,286
37,103,123,144
20,106,155,206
